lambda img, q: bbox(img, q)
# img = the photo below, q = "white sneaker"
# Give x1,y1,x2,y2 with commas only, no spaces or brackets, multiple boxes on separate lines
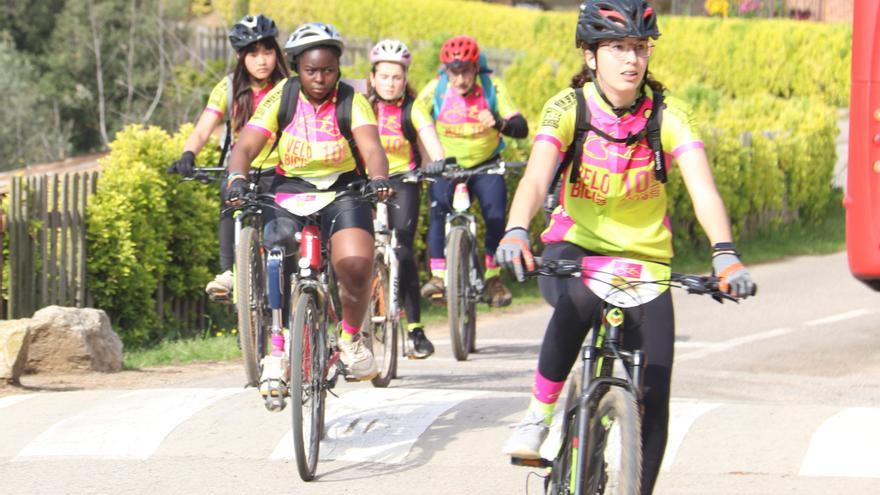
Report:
259,354,289,409
338,334,378,380
205,270,234,299
502,409,551,459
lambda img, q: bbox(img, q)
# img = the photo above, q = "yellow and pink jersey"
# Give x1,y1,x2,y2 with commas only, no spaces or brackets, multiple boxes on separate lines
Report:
204,77,277,170
536,84,704,262
246,78,377,189
374,99,433,175
412,76,520,168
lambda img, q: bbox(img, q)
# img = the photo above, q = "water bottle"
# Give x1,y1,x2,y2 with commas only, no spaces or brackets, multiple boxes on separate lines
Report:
299,225,322,270
452,183,470,211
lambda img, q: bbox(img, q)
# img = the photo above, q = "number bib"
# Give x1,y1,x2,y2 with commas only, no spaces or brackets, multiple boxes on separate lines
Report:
274,191,337,216
581,256,671,308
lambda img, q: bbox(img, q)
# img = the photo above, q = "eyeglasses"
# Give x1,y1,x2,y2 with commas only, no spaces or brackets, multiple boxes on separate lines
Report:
599,41,655,60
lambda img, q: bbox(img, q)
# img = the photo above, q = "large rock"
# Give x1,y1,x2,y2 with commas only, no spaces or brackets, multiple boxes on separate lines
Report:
26,306,123,373
0,319,32,384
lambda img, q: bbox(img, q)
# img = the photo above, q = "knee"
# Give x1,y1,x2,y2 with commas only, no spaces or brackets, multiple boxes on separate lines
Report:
335,256,373,291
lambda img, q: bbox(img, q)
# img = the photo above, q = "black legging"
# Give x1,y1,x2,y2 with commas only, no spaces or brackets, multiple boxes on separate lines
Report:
218,169,276,272
537,241,674,495
388,174,422,325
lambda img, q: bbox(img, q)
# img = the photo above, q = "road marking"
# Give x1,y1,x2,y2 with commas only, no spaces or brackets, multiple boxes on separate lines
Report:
661,399,721,471
676,327,793,362
270,388,483,464
803,308,873,327
799,408,880,478
15,388,243,460
431,338,543,346
0,395,31,410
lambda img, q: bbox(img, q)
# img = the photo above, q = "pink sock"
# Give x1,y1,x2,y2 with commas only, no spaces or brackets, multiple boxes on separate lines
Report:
271,332,285,356
342,320,360,336
430,258,447,271
532,371,565,405
485,254,499,270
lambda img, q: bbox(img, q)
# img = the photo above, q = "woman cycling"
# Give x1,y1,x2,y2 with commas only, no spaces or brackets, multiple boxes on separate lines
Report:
169,14,289,301
497,1,756,492
225,22,390,401
412,35,529,308
366,39,446,358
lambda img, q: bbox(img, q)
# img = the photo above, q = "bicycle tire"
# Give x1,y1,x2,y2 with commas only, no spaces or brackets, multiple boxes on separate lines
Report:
548,371,583,494
366,256,397,387
446,227,475,361
585,387,642,495
235,225,265,387
289,290,326,481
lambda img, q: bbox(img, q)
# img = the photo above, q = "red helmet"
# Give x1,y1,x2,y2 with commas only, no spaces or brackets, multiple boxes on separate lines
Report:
440,35,480,67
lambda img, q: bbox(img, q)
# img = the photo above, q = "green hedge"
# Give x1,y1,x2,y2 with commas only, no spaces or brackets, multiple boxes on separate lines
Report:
87,124,220,346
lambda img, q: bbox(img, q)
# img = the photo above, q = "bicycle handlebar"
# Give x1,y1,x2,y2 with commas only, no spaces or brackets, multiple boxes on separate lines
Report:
523,257,738,303
399,158,527,183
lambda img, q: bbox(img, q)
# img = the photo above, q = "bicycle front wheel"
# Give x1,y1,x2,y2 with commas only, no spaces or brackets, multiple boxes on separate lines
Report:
289,290,326,481
446,227,475,361
235,225,266,387
365,255,397,388
585,387,642,495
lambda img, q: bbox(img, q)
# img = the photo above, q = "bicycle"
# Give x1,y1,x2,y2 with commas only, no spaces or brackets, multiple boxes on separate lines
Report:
173,166,272,388
511,256,741,495
263,181,378,481
364,198,399,387
424,159,526,361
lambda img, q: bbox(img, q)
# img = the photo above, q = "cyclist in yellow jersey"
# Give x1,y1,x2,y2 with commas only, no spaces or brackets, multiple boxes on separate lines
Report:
169,14,289,301
412,35,529,307
366,39,446,358
226,23,390,398
497,2,756,493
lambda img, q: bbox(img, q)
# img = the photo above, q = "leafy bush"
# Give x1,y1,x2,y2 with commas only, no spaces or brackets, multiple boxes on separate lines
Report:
87,124,220,346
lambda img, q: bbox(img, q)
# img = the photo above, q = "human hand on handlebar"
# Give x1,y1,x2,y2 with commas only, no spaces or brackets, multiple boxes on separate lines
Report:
711,252,757,299
496,227,535,282
223,174,248,205
366,177,394,201
168,151,196,178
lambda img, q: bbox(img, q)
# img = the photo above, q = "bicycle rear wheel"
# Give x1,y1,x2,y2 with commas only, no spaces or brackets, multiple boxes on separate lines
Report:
365,256,397,387
447,227,475,361
585,387,642,495
289,290,326,481
235,225,266,387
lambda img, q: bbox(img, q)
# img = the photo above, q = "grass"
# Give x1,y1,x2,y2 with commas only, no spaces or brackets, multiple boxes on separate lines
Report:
124,201,845,369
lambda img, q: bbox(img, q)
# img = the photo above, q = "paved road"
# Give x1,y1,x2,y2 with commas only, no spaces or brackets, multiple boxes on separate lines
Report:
2,252,879,494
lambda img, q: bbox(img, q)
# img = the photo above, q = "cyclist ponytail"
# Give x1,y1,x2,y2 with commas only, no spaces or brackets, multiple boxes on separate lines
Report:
231,37,290,133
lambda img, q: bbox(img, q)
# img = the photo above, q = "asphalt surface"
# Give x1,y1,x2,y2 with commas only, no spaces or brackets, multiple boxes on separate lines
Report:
2,251,880,494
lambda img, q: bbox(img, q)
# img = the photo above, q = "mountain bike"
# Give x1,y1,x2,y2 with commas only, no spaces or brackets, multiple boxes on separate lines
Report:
264,181,378,481
175,166,271,388
426,159,525,361
511,256,740,495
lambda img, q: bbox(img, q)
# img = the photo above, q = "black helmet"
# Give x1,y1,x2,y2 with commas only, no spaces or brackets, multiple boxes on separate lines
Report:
228,14,279,51
575,0,660,48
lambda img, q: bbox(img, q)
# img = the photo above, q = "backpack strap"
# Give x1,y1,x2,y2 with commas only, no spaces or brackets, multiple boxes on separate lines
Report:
432,75,446,121
401,93,422,167
217,74,234,168
646,90,667,184
335,81,365,176
565,87,591,185
268,77,301,158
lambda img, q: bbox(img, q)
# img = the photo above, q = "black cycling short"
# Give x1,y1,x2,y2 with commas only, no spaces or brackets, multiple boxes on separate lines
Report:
262,171,373,257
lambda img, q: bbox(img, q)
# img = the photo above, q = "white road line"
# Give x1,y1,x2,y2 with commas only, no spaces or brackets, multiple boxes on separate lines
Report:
15,388,243,460
270,388,483,464
803,309,873,327
661,399,721,471
799,408,880,478
431,338,543,346
676,327,794,362
0,395,31,410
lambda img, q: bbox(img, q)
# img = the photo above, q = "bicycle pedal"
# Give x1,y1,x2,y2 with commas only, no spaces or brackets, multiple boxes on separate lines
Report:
263,396,287,412
510,456,552,468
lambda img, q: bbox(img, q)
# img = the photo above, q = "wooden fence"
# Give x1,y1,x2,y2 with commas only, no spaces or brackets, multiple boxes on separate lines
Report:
3,171,212,334
6,173,97,319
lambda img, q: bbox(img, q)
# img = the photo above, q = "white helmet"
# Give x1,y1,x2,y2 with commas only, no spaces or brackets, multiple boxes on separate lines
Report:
284,22,345,60
369,39,412,68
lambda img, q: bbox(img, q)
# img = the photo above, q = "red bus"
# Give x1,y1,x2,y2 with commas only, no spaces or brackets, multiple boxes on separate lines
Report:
846,0,880,291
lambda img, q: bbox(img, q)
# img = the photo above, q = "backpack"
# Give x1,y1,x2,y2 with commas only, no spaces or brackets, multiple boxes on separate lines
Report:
400,93,421,167
217,74,235,168
544,86,667,214
432,53,503,157
270,77,364,175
